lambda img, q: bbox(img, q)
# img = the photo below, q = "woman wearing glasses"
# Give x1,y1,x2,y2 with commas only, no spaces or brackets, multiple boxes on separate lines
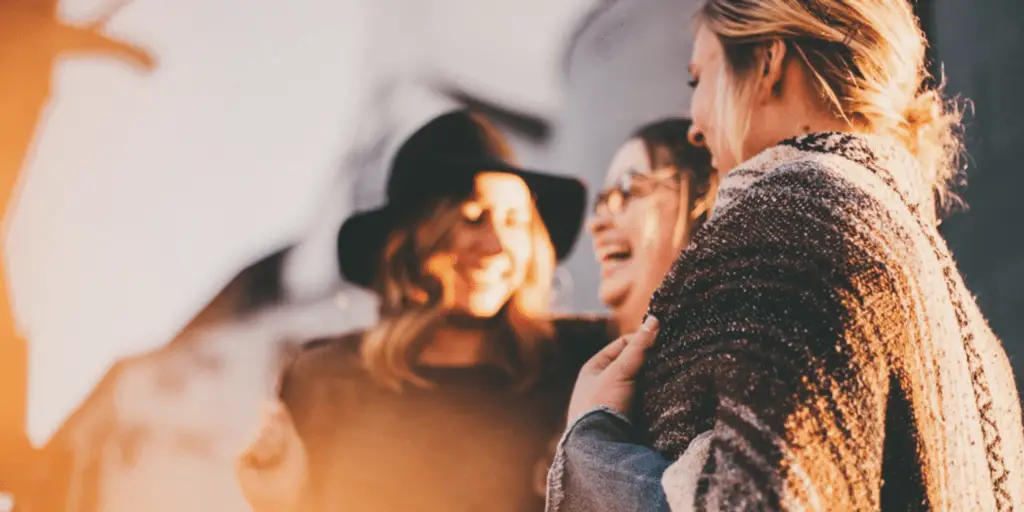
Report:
589,118,717,334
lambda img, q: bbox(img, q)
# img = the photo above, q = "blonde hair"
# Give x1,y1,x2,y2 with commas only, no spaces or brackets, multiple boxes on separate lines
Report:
697,0,965,214
360,197,556,392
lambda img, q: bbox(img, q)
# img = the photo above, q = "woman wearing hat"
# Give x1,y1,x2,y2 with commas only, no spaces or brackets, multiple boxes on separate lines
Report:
234,110,613,512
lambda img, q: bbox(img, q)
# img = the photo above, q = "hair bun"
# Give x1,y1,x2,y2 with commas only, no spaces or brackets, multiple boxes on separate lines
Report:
898,86,965,216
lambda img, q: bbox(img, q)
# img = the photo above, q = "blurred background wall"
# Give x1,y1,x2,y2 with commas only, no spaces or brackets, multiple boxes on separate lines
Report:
925,0,1024,386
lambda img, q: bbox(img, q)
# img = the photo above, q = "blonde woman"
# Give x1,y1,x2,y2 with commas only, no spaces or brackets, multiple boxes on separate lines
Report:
550,1,1024,510
235,111,613,512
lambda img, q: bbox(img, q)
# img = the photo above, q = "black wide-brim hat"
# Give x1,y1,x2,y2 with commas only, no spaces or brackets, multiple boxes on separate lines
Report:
337,110,587,289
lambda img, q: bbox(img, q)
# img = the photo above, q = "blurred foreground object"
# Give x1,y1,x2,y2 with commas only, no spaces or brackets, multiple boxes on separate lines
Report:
7,0,370,448
35,248,376,511
0,0,154,505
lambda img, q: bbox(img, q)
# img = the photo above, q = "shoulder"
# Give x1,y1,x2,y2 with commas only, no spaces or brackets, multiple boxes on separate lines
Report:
714,134,920,240
280,330,366,395
721,153,871,220
701,148,903,268
755,154,878,210
651,146,906,317
299,330,364,358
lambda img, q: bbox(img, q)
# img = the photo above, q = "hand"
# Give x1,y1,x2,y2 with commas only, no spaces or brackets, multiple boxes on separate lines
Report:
567,316,659,422
235,400,308,512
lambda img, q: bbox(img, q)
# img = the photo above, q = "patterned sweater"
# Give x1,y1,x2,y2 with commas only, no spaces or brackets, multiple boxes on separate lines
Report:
638,133,1024,510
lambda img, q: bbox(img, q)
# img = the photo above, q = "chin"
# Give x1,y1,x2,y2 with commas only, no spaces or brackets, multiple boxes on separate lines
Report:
598,285,630,313
464,294,511,318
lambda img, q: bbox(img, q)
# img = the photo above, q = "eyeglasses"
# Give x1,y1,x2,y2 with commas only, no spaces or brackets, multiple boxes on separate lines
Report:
593,168,680,215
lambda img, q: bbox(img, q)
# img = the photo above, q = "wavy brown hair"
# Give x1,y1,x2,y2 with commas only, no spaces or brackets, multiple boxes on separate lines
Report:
360,195,556,392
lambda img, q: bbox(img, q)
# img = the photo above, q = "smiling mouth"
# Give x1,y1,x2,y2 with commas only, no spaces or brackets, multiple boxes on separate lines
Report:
468,268,511,285
598,246,633,265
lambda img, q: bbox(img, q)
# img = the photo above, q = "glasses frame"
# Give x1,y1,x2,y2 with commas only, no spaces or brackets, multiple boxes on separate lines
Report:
593,167,681,216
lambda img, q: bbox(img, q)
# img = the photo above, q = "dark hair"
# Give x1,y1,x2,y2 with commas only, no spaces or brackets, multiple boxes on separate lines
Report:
632,118,716,205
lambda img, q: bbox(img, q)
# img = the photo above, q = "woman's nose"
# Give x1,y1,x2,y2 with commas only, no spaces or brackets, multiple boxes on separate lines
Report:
588,211,614,236
477,224,504,256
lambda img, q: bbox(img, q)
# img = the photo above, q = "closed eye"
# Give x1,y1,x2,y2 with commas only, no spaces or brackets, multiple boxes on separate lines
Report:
505,210,529,228
462,202,485,224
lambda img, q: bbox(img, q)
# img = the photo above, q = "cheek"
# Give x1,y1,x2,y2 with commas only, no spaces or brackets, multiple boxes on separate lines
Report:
448,228,471,256
640,200,681,251
619,198,657,232
691,83,714,133
622,202,664,252
503,232,534,270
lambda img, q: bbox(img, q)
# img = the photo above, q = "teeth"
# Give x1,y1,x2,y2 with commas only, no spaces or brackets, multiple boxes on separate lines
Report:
471,268,507,280
597,245,632,262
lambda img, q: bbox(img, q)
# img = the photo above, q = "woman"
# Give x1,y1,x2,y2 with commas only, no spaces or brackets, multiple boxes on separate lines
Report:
591,118,716,334
550,1,1024,510
234,110,613,512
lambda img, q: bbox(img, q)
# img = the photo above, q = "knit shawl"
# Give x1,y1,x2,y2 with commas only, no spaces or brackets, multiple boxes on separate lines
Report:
638,133,1024,510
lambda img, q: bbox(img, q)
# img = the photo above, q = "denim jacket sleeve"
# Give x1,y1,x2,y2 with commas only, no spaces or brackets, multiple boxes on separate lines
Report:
545,407,672,512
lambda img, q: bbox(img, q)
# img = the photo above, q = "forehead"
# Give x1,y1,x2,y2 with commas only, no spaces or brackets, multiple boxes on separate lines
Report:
472,171,532,207
691,24,721,65
605,138,651,186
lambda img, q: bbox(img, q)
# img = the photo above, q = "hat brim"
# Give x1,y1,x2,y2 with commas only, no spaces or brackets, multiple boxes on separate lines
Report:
337,163,586,288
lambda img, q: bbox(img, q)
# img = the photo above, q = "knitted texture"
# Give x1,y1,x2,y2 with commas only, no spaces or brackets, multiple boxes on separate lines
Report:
639,133,1024,510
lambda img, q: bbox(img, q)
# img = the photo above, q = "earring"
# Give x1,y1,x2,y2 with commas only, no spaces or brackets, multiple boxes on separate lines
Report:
688,131,705,147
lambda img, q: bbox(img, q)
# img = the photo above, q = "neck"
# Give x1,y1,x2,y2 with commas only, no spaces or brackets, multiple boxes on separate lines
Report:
614,307,643,334
773,98,855,145
416,314,502,368
797,116,852,138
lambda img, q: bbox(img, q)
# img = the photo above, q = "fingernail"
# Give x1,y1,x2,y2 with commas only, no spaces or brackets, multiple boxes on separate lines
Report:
642,315,659,332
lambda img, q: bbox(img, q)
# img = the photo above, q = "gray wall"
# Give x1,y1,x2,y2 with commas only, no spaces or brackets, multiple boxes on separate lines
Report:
927,0,1024,387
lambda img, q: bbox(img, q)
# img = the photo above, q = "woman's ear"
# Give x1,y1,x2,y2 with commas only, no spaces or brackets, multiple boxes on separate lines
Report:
758,39,788,102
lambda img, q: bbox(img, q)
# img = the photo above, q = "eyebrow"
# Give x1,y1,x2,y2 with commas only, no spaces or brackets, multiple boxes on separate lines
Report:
604,168,639,187
471,197,531,211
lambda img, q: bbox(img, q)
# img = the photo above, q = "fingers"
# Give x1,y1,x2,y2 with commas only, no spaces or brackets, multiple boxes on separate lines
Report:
608,316,659,381
585,316,661,374
585,336,629,372
635,316,659,344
